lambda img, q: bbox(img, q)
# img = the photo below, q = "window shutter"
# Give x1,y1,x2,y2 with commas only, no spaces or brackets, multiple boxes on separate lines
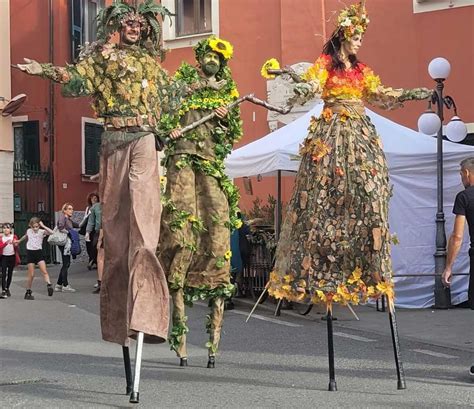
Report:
71,0,83,61
22,121,40,169
84,122,102,175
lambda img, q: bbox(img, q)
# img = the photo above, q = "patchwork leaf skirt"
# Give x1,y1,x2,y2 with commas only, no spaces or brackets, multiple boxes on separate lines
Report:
269,108,396,306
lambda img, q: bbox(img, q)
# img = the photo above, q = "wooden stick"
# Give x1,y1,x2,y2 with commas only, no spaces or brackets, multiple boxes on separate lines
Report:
266,68,303,83
245,281,270,323
178,94,291,135
346,304,360,321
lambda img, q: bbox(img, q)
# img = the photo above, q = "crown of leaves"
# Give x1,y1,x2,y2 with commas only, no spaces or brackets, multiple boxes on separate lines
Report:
194,36,234,63
337,1,369,40
96,0,172,57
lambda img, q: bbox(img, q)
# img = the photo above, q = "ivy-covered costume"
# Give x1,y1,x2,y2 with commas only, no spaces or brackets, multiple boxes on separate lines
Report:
266,53,431,307
39,40,175,346
157,37,242,359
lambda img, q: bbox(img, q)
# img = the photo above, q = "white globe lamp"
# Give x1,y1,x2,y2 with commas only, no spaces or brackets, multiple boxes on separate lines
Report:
418,110,441,135
428,57,451,80
445,116,467,142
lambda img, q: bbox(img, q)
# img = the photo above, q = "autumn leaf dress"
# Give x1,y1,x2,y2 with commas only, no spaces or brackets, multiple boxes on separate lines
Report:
269,54,431,306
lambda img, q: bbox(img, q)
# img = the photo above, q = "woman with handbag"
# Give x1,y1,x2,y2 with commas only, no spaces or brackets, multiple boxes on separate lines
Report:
15,217,54,300
55,202,79,293
79,192,99,270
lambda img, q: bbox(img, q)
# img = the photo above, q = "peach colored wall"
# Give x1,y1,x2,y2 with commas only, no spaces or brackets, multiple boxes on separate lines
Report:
10,0,473,214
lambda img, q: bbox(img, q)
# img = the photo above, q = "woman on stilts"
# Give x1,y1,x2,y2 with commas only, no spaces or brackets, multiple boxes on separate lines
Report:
261,0,432,391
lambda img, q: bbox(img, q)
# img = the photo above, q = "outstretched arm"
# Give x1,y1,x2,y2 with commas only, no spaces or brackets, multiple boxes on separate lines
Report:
16,52,95,97
17,58,73,84
363,66,432,110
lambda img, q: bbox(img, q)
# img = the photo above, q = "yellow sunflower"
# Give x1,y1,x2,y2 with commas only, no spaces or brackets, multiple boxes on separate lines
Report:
230,87,240,99
224,250,232,260
209,37,233,60
261,58,280,79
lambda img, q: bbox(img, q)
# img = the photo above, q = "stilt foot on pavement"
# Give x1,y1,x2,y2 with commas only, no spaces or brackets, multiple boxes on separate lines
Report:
129,392,139,403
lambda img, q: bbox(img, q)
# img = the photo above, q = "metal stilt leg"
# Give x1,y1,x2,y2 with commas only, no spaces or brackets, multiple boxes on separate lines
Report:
326,304,337,392
122,346,132,395
274,299,283,316
388,300,406,390
129,332,144,404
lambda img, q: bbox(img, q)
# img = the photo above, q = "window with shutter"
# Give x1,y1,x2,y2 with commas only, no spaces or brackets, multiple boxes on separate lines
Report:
71,0,83,61
176,0,213,37
70,0,105,61
14,121,40,169
84,122,102,175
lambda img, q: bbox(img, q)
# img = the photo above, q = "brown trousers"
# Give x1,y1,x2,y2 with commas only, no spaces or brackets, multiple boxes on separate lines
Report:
99,133,169,346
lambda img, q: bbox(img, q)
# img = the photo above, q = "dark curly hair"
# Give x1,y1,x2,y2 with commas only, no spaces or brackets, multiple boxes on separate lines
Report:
322,28,362,72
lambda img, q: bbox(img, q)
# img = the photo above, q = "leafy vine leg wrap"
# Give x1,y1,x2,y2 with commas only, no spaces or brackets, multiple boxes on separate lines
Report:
170,288,188,358
207,297,225,357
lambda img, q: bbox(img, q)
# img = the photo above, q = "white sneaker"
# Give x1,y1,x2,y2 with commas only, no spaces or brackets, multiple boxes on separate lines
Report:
62,285,76,293
54,284,63,292
93,283,99,288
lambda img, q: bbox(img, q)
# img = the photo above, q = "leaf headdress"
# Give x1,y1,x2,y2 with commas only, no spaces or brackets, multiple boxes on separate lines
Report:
96,0,172,58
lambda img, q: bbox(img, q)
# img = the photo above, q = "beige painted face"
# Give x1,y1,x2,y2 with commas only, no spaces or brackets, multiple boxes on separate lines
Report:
342,34,363,56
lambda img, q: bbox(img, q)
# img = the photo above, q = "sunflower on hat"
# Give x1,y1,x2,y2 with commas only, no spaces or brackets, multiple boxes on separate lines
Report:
194,36,234,62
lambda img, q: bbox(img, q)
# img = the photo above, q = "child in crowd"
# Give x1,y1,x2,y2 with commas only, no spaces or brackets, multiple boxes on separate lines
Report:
16,217,54,300
0,223,20,298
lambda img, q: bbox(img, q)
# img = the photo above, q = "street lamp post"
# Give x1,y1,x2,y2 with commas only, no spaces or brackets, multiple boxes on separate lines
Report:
418,57,468,309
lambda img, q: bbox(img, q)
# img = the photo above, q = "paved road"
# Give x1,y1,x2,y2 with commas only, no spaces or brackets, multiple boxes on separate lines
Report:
1,263,473,408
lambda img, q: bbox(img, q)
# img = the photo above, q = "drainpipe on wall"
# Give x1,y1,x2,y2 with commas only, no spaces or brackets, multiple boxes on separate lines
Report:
49,0,55,213
49,0,56,261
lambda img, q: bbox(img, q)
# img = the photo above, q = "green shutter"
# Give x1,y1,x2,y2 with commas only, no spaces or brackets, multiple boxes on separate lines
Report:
84,122,102,175
22,121,40,170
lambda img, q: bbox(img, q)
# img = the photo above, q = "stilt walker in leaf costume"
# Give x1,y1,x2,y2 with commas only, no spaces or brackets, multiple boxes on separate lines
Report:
260,0,432,391
17,0,180,403
157,36,242,368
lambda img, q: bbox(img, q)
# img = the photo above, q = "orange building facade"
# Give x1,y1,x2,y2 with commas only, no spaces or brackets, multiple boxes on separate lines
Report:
9,0,474,221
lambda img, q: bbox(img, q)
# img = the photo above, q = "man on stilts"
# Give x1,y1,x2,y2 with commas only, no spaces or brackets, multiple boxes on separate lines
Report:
17,0,179,402
157,36,243,368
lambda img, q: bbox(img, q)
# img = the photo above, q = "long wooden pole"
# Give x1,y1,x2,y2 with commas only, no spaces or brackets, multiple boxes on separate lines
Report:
178,94,291,135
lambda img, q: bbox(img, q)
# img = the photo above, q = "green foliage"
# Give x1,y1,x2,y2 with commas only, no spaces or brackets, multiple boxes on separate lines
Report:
168,315,189,352
183,284,235,307
247,195,277,226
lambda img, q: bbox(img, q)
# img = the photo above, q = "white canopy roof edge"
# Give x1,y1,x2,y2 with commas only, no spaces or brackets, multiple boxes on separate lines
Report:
224,102,474,308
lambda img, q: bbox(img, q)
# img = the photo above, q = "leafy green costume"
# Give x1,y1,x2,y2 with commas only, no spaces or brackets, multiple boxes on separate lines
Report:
157,37,243,357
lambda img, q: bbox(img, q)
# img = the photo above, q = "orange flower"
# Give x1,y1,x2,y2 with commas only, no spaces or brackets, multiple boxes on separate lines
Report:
340,109,351,122
321,107,333,122
311,138,332,162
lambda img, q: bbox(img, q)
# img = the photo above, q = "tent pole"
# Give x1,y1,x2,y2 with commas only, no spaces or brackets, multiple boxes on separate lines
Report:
276,170,282,240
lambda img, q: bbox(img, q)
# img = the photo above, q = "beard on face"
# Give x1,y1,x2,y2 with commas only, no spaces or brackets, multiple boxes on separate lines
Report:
202,62,220,76
121,28,140,45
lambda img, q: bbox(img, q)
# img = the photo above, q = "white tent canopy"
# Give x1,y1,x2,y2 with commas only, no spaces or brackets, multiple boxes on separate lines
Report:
225,103,473,308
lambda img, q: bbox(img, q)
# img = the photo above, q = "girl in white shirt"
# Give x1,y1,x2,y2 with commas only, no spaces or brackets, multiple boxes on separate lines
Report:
0,223,19,298
16,217,54,300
